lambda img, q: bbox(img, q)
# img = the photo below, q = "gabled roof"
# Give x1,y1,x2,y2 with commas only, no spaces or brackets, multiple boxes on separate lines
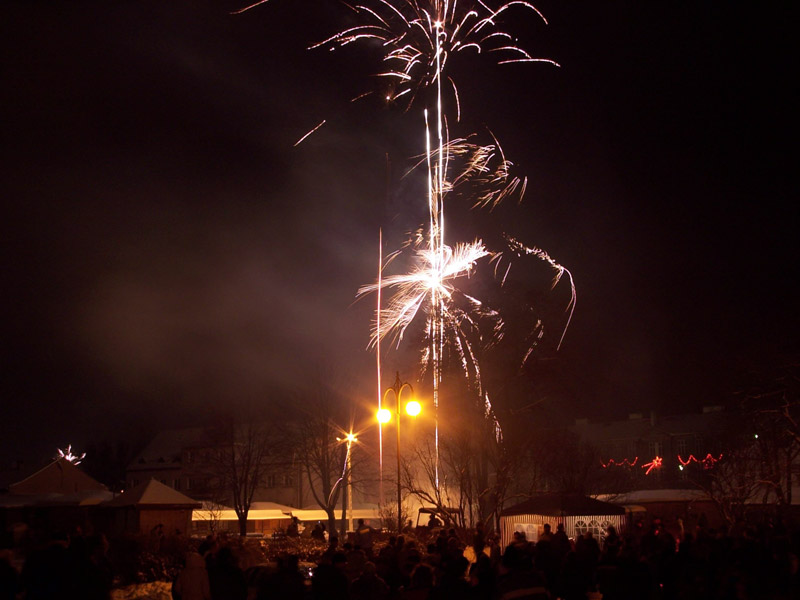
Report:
9,458,107,495
105,478,200,508
596,489,711,504
501,493,626,517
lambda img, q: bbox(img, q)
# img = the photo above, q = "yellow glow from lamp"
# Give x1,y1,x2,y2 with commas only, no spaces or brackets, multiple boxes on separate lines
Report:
377,408,392,424
405,400,421,417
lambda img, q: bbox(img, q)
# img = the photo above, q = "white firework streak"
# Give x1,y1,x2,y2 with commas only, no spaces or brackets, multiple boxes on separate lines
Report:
358,238,505,442
492,235,577,357
407,133,528,209
358,240,490,347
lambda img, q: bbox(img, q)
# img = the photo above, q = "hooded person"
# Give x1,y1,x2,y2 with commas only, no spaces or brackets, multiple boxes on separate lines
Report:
173,551,211,600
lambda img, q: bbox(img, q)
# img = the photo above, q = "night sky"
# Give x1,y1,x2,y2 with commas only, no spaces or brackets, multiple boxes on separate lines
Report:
1,1,796,466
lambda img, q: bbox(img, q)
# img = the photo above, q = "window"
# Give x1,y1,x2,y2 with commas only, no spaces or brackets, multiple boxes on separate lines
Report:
575,519,611,542
265,475,276,488
648,441,661,457
283,475,293,487
574,520,589,536
676,438,688,456
189,478,209,490
173,479,181,490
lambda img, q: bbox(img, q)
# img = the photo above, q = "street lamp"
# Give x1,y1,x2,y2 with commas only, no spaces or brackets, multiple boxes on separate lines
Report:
378,372,420,533
335,432,358,534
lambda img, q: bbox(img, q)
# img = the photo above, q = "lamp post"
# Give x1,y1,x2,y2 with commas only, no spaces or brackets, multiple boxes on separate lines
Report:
336,432,358,535
378,372,420,533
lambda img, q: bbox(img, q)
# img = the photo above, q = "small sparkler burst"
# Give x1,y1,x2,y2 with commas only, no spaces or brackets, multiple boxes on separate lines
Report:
57,445,86,465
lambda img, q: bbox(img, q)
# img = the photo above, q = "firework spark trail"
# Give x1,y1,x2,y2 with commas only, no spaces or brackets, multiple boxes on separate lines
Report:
359,241,490,344
376,229,384,505
408,134,528,209
433,16,444,489
496,235,577,353
294,120,327,146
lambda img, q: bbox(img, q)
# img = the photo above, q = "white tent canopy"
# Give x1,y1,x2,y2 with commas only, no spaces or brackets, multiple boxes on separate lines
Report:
192,501,294,522
191,502,380,524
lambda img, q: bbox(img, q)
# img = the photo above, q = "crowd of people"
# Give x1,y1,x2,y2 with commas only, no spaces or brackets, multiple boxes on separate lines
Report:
2,515,800,599
0,530,113,600
265,517,800,600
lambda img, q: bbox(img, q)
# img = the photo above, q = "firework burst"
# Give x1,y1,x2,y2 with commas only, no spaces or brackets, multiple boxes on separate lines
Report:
360,240,488,346
237,0,571,489
312,0,558,117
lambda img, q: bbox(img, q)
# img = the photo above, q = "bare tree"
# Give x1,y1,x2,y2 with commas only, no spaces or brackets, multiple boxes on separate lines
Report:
402,438,465,527
687,439,764,525
208,417,278,537
197,498,227,534
685,380,800,525
287,373,368,536
194,402,290,537
739,358,800,505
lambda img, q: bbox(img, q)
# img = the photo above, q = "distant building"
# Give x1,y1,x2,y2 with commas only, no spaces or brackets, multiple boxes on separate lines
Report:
125,427,301,507
573,405,800,529
573,406,730,491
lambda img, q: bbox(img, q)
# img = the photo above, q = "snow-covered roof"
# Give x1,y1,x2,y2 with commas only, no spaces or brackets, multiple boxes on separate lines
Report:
105,478,201,508
0,489,113,508
596,489,711,504
9,458,107,495
501,493,626,517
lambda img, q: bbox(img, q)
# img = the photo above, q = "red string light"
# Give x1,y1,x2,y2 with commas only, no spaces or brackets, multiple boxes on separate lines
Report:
601,457,639,468
601,453,723,474
678,453,723,469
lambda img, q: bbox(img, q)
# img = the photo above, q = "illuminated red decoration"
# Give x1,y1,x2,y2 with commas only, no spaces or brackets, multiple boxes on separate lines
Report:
642,456,662,475
601,453,723,474
678,453,723,470
601,457,639,468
